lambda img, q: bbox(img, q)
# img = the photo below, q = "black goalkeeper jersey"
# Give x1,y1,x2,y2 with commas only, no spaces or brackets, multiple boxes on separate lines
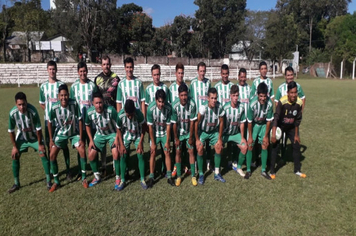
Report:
273,95,302,131
94,72,120,107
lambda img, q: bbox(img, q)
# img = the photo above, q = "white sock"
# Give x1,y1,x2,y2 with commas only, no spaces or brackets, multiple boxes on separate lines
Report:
214,168,219,175
232,162,238,168
94,172,101,180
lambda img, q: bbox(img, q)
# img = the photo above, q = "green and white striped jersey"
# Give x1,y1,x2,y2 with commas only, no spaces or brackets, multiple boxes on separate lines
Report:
69,79,98,118
250,76,274,99
238,83,251,118
275,82,305,101
145,82,171,105
85,105,117,136
223,101,246,135
39,80,65,121
247,96,273,125
214,81,233,106
116,76,145,110
8,103,41,141
171,97,197,136
198,101,225,134
146,101,172,138
116,108,145,141
49,99,80,137
169,82,188,103
189,77,211,109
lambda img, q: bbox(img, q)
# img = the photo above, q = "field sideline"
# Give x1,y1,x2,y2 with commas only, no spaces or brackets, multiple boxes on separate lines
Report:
1,76,355,235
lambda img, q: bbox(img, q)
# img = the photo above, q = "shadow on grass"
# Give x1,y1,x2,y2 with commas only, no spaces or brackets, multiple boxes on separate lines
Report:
271,144,307,174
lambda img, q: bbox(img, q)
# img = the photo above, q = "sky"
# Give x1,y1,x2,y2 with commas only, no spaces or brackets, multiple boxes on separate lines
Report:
41,0,356,28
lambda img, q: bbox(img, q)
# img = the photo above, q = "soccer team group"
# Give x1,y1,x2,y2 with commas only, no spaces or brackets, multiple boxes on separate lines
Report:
7,56,307,194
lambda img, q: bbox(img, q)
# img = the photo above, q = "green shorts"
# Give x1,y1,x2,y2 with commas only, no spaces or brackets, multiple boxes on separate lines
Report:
177,133,194,150
54,134,80,149
16,139,44,155
151,136,168,151
223,133,243,144
94,133,116,152
199,131,219,146
251,123,267,146
123,137,141,150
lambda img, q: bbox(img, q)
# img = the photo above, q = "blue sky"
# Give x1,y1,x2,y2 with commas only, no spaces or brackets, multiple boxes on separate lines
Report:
41,0,356,27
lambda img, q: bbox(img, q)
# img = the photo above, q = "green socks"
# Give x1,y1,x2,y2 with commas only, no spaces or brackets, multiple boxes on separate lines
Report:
12,159,20,185
190,163,195,177
80,157,86,180
114,159,120,178
214,153,221,174
261,149,268,172
50,160,60,184
120,154,127,182
197,155,204,176
176,162,181,177
237,152,246,169
41,156,51,182
137,154,145,181
246,150,252,172
89,157,100,179
166,170,172,179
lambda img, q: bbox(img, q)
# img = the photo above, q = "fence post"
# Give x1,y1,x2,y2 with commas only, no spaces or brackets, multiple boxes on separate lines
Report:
17,66,20,87
340,61,343,79
37,66,39,87
353,58,356,80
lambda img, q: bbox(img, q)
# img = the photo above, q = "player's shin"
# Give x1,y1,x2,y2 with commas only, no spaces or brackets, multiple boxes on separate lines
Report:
261,149,268,172
50,160,60,184
120,154,127,182
137,153,145,181
41,156,51,182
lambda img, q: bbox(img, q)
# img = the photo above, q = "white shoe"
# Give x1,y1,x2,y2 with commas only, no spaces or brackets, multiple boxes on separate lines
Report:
237,168,245,177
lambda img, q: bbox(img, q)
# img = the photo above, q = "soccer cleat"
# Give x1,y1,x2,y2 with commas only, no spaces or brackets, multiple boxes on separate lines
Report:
192,177,198,186
82,179,89,188
175,177,182,187
66,172,73,181
114,178,121,189
89,178,101,187
198,175,205,185
295,171,307,178
261,171,272,180
237,168,246,177
46,182,53,190
49,183,60,192
232,165,238,172
172,166,177,178
214,173,226,183
244,172,251,179
8,184,20,194
147,178,154,188
116,182,125,191
140,180,148,190
167,178,175,186
270,174,276,180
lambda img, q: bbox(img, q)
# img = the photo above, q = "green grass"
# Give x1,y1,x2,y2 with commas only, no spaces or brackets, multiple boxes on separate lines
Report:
1,76,356,235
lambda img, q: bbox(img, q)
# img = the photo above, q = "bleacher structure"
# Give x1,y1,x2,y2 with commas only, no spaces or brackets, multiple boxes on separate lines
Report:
0,63,282,87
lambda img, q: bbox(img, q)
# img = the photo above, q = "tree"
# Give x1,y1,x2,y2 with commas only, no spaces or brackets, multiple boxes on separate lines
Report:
128,12,154,56
150,25,172,56
194,0,246,58
264,9,298,72
52,0,117,61
0,5,14,62
171,15,192,57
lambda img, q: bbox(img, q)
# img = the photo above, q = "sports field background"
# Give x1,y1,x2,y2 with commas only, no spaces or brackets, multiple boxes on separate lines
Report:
1,76,355,235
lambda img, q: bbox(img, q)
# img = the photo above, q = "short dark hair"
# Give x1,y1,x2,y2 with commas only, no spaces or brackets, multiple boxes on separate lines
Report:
221,64,229,71
239,68,247,76
257,82,268,95
230,85,239,94
151,64,161,72
208,87,217,96
92,91,103,101
259,61,267,70
124,99,136,114
176,62,184,71
197,62,206,70
47,60,57,70
124,57,134,66
15,92,26,102
178,84,188,94
77,61,88,72
288,81,297,91
58,84,68,94
101,55,111,64
155,89,166,101
285,66,294,75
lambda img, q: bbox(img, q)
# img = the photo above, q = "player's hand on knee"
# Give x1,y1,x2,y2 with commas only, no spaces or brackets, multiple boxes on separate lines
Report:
11,146,19,159
150,143,156,154
262,136,269,148
38,144,46,156
49,140,55,151
294,135,300,144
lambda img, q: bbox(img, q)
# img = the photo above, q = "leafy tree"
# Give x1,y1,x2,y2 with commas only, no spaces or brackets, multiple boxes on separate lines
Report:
194,0,246,58
128,12,154,56
150,25,172,56
171,15,192,57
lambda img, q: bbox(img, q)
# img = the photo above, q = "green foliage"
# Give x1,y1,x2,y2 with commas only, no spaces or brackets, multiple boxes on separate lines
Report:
194,0,247,58
129,12,154,57
171,15,192,57
305,48,330,65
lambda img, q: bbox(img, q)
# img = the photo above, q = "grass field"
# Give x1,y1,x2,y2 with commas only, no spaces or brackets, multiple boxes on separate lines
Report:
1,76,356,235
